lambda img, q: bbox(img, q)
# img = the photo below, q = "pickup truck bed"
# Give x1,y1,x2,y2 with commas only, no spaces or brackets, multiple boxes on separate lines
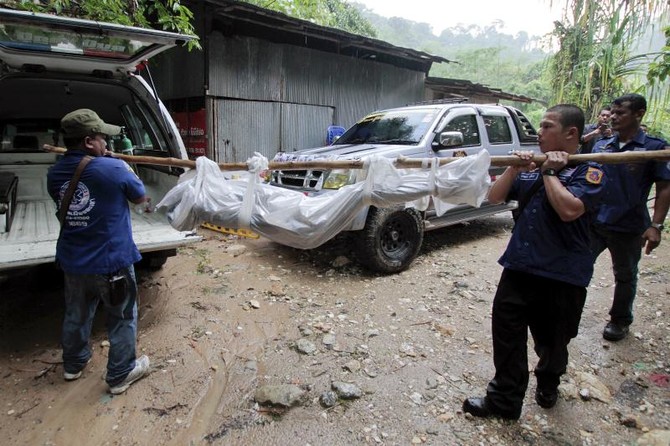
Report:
0,199,190,270
0,155,197,271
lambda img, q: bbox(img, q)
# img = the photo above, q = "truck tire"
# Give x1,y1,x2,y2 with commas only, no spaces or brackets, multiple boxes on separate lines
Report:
357,206,424,274
137,249,175,271
145,254,168,270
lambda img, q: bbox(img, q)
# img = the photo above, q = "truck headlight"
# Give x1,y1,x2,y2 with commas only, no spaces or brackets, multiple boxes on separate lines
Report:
322,170,355,189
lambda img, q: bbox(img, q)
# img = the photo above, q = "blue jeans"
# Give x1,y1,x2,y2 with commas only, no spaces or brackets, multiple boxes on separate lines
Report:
62,265,138,386
590,226,642,326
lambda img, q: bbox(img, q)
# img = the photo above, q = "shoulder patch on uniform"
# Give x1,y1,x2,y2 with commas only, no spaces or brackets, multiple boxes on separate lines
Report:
586,167,603,184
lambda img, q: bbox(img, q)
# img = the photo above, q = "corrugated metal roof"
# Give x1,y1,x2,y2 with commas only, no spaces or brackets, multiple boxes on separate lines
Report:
200,0,450,73
425,77,535,104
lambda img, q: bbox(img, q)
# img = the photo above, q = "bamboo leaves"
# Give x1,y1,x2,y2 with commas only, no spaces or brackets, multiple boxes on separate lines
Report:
549,0,669,123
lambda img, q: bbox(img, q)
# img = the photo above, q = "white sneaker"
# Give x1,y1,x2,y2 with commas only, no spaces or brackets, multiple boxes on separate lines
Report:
64,370,82,381
64,358,91,381
108,355,150,395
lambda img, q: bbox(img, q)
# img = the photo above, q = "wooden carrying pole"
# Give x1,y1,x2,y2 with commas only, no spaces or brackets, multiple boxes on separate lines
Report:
43,144,670,171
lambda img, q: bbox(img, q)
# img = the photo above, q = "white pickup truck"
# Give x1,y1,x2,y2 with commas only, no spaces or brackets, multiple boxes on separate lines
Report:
0,9,200,272
269,102,540,273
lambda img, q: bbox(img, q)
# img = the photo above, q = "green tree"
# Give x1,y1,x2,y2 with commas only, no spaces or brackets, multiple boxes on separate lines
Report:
1,0,200,48
242,0,376,37
548,0,669,121
644,25,670,129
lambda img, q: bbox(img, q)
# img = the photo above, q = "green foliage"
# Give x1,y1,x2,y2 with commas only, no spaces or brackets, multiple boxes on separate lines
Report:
352,4,553,112
323,0,376,37
644,25,670,124
548,0,668,122
242,0,376,37
146,1,197,39
433,46,537,90
647,27,670,84
1,0,200,49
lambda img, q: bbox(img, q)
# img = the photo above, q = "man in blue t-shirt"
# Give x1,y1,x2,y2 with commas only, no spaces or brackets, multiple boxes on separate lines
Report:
462,104,606,420
47,109,151,394
591,94,670,342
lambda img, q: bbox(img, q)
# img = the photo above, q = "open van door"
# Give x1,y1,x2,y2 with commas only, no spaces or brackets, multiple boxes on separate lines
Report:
0,9,200,272
0,8,194,75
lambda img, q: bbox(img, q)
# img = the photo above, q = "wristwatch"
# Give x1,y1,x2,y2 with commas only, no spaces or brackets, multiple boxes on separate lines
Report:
542,168,557,176
650,222,665,232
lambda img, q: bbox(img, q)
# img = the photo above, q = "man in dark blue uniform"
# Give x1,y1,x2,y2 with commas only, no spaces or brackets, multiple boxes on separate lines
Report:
581,106,613,154
591,93,670,341
47,109,151,394
462,104,606,420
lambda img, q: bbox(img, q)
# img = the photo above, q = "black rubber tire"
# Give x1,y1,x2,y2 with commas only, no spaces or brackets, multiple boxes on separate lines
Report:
136,250,173,271
146,254,168,270
356,206,424,274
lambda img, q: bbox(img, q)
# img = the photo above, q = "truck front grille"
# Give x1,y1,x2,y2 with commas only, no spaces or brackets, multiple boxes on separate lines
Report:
271,169,324,191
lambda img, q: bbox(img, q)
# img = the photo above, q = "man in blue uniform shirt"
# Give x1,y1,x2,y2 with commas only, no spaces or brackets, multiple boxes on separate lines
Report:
581,106,613,154
591,93,670,341
47,109,151,394
462,104,606,420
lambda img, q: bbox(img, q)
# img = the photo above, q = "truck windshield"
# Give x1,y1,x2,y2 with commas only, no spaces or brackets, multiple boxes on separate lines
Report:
335,109,438,145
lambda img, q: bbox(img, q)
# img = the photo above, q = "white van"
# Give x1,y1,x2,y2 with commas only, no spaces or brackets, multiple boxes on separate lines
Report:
0,9,200,271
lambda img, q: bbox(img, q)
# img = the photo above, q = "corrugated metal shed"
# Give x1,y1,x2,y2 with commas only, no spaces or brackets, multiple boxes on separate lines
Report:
153,1,452,162
202,0,450,72
424,77,535,104
201,31,426,162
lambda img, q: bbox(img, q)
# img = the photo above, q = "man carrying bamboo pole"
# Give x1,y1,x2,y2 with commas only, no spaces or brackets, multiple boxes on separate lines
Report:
590,93,670,342
47,109,151,394
463,104,606,420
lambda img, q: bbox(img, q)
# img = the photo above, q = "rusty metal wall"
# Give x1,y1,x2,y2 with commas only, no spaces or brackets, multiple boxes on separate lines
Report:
150,15,205,99
209,33,283,102
280,103,334,153
214,100,333,162
159,32,426,162
208,32,424,129
215,100,280,163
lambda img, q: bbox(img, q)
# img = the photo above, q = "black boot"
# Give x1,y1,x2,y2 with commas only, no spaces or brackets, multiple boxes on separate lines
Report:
535,388,558,408
603,321,629,342
462,397,520,420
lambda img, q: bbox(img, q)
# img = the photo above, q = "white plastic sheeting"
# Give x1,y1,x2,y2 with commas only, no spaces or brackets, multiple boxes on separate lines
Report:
156,152,492,249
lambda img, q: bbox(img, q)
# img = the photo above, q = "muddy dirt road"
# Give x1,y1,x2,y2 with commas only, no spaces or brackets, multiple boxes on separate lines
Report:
1,214,668,445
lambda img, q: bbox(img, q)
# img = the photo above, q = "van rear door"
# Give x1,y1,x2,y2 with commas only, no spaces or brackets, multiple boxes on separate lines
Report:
0,9,200,272
0,8,194,75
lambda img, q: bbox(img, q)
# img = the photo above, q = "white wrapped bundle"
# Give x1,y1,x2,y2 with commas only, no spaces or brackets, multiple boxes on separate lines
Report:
157,151,491,249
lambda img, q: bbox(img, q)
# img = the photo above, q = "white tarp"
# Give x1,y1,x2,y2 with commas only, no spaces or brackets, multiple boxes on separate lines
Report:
156,152,491,249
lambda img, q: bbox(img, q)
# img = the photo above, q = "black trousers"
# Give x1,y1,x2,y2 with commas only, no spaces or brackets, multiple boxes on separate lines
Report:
485,269,586,416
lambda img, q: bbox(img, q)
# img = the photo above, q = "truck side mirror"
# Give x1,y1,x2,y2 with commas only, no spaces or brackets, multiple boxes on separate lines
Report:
436,131,464,149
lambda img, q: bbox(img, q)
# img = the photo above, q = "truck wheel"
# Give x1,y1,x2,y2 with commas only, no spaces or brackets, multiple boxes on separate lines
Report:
137,249,175,271
146,254,168,270
357,207,424,274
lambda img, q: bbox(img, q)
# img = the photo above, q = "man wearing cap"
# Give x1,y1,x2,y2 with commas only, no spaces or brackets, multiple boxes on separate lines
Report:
47,109,150,395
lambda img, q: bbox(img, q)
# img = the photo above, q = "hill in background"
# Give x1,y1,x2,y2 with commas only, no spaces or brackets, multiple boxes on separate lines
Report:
352,2,554,107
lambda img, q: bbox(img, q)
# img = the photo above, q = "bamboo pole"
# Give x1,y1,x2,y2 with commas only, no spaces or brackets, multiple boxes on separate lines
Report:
43,144,670,171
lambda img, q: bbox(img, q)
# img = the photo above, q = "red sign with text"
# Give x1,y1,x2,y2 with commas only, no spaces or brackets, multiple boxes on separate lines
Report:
172,108,207,159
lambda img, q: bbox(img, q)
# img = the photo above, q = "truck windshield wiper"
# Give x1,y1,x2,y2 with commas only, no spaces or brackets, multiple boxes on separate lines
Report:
339,137,367,144
373,139,418,145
